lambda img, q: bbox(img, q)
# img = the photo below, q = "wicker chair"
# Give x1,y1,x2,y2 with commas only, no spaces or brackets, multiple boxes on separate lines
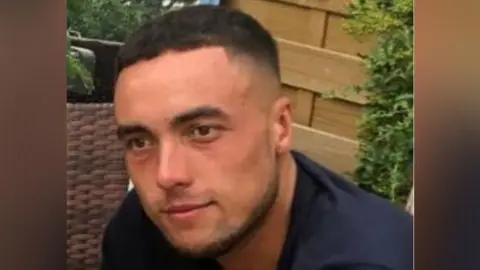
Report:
66,103,129,270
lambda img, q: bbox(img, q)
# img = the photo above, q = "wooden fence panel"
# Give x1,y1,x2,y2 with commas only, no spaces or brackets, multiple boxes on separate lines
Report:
228,0,327,46
228,0,373,176
292,124,358,176
277,38,368,104
311,96,363,140
271,0,350,15
323,14,376,56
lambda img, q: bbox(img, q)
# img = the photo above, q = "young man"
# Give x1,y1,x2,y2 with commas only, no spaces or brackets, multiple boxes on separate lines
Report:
102,6,413,270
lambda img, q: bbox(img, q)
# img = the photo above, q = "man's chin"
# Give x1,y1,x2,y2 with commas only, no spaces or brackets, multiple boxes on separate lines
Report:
170,241,222,259
162,231,217,256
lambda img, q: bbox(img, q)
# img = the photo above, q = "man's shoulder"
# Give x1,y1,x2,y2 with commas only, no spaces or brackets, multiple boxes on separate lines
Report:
291,152,413,270
293,150,413,229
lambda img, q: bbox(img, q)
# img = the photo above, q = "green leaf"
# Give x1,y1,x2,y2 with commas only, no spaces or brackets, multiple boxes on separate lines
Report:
344,0,413,204
66,36,94,94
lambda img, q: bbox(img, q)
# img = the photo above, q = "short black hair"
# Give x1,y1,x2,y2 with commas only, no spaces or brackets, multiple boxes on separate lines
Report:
115,5,279,81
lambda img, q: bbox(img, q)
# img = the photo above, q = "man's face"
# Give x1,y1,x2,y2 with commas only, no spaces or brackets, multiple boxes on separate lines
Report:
114,47,291,257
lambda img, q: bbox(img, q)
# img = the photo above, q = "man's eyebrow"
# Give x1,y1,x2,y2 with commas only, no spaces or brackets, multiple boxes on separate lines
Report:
116,124,151,140
171,105,228,127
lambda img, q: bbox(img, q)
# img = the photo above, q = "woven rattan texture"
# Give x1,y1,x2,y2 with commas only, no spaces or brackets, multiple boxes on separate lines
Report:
67,103,128,270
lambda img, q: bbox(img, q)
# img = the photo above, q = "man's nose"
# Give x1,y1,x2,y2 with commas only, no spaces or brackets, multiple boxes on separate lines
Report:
155,140,192,190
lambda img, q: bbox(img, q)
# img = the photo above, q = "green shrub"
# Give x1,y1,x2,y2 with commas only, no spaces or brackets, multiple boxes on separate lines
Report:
68,0,159,42
344,0,414,204
67,35,94,94
67,0,196,42
66,0,197,95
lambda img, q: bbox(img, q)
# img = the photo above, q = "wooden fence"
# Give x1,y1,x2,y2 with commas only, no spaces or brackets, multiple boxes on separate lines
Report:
226,0,376,177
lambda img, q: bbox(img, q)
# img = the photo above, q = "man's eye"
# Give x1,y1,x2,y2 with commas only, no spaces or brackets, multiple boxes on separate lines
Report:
126,138,152,150
193,126,212,137
188,125,222,142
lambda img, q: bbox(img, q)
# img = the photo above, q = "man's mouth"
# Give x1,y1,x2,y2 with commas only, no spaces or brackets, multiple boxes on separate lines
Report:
163,202,213,220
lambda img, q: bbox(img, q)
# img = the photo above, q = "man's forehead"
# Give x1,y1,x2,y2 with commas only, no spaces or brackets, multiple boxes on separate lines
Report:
114,47,256,123
115,47,255,98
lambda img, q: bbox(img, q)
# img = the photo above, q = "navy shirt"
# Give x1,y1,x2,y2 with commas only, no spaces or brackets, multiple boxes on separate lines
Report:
101,151,413,270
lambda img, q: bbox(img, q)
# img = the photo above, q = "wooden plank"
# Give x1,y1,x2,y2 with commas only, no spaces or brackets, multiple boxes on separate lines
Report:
282,85,315,126
292,123,358,176
324,14,376,56
294,89,315,126
282,84,298,105
277,38,368,104
270,0,350,15
228,0,327,46
311,95,363,140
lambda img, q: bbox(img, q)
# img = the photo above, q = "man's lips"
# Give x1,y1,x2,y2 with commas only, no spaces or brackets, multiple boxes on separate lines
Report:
163,202,212,214
162,202,213,221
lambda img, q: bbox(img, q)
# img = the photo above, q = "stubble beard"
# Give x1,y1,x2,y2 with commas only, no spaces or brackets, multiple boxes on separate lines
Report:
171,159,281,260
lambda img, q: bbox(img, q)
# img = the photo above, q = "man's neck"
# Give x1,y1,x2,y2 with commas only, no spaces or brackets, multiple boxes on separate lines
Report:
217,153,297,270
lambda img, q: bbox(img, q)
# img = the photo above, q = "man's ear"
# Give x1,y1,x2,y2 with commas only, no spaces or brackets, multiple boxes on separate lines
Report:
272,96,293,154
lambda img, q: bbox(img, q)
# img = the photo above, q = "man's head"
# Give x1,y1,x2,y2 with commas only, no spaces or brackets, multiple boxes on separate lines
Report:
114,6,293,259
